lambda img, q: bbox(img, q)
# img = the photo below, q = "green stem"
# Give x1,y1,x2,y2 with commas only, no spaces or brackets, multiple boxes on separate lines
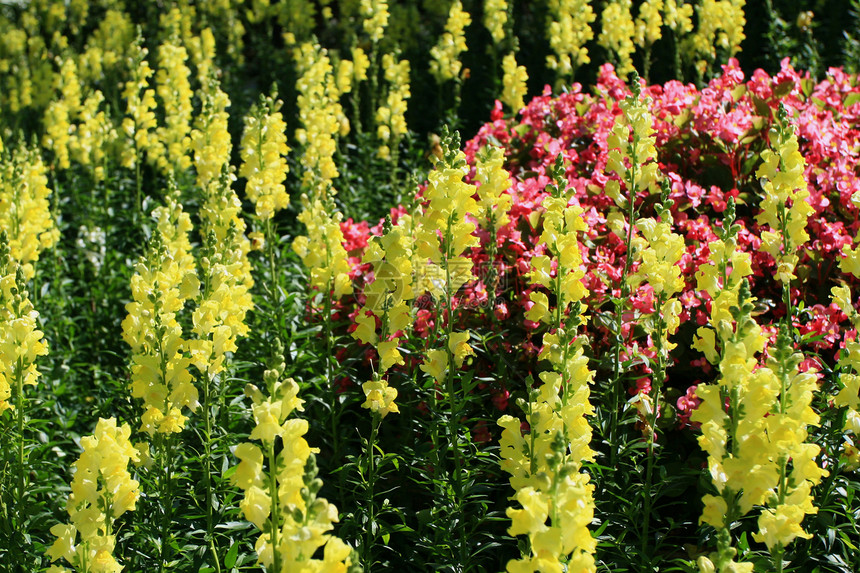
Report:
14,357,24,526
202,366,221,573
268,439,282,573
609,146,639,468
158,435,175,573
135,150,142,219
444,223,466,569
640,292,667,561
363,414,380,570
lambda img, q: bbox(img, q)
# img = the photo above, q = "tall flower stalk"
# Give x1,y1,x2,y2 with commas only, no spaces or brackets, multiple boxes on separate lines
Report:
191,78,254,573
416,128,478,566
122,194,199,571
232,354,358,572
0,236,48,544
499,154,597,572
626,181,684,559
351,216,413,567
45,418,140,573
603,76,660,467
751,104,825,572
429,1,471,125
546,0,595,86
692,200,769,572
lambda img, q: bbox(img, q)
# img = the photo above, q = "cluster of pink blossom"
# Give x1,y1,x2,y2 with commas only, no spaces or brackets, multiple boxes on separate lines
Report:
336,58,859,436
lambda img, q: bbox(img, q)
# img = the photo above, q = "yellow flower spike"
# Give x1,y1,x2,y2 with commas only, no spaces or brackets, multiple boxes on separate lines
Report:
361,0,390,43
376,53,411,161
123,197,198,435
483,0,508,45
233,366,356,570
598,0,636,79
499,155,596,571
546,0,596,83
684,0,746,75
239,95,290,222
501,52,529,113
47,419,139,572
429,1,471,83
154,40,194,173
295,42,346,197
475,145,513,231
0,146,60,279
293,197,353,299
635,0,664,49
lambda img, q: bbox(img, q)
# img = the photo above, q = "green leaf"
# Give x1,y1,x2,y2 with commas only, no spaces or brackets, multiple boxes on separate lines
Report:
844,92,860,108
773,80,794,98
225,542,239,568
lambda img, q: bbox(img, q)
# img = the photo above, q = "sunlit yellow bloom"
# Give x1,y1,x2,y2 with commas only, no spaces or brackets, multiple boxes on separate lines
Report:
429,1,471,83
46,418,139,572
501,52,528,113
500,156,595,571
233,371,356,570
239,95,290,221
123,196,199,435
598,0,636,79
635,0,664,48
155,40,194,172
294,42,347,198
483,0,508,45
546,0,596,81
361,0,389,43
0,145,60,280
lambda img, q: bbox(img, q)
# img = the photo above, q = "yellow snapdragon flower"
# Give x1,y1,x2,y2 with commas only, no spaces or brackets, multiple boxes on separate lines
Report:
352,220,416,418
233,362,357,572
599,0,636,79
292,196,353,299
122,197,199,435
483,0,508,46
635,0,664,48
499,156,596,572
429,1,471,83
155,40,194,172
0,145,60,280
501,52,528,113
547,0,596,81
375,54,411,160
0,240,48,415
475,145,513,234
294,42,346,198
604,86,660,207
121,39,160,170
361,0,389,43
69,90,116,181
192,81,233,190
46,418,140,572
685,0,746,76
663,0,694,34
755,112,813,285
239,95,290,221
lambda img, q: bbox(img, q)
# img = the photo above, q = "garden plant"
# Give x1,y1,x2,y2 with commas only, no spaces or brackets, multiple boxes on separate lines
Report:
0,1,858,572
